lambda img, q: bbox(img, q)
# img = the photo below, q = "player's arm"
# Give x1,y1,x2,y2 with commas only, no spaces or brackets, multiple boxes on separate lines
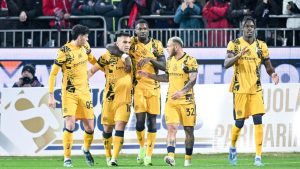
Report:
224,46,248,69
48,64,61,109
264,58,279,85
138,55,166,71
138,70,169,82
88,65,100,79
172,72,197,100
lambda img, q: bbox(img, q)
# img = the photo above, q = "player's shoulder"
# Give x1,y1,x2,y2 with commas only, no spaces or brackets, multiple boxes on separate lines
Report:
59,42,72,53
256,39,267,46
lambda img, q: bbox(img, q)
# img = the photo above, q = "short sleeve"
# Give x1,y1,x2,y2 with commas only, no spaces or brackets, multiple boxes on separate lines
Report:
226,41,235,55
186,57,198,73
96,51,110,71
155,40,164,57
54,46,68,66
165,57,172,74
261,41,269,59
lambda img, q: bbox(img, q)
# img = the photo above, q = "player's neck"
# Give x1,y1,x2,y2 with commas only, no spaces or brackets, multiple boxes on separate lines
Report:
138,37,150,44
242,36,255,44
71,40,81,47
175,50,185,60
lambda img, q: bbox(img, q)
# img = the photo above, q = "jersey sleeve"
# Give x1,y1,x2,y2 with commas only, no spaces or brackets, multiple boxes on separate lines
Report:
261,41,270,59
84,43,97,65
226,41,235,55
165,57,171,74
186,57,198,73
96,51,110,72
154,40,164,57
55,46,67,66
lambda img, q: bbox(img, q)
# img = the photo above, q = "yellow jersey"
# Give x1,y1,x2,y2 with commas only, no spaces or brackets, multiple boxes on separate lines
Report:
96,51,133,104
227,37,269,94
166,53,198,104
54,42,96,93
129,37,164,90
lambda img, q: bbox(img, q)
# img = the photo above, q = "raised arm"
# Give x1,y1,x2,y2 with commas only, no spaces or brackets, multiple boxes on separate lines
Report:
224,46,248,69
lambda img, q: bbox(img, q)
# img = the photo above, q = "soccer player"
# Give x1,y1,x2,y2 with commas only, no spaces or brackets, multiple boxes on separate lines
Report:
48,24,97,167
224,16,279,166
138,36,198,167
107,19,166,166
88,31,132,166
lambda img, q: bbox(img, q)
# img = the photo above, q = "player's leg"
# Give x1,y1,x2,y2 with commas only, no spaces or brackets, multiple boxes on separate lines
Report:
144,113,157,166
250,92,265,166
183,126,194,167
111,121,127,166
253,114,264,166
229,93,246,165
181,103,196,167
134,88,147,164
63,115,76,167
110,103,131,166
164,123,178,166
81,118,95,166
103,124,114,166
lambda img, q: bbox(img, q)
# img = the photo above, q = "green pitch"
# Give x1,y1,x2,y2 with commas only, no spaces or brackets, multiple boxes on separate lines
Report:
0,153,300,169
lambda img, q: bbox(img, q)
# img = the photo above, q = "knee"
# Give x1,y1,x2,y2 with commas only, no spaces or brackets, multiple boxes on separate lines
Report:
147,116,157,133
235,119,245,128
167,125,177,135
253,114,262,125
136,122,145,131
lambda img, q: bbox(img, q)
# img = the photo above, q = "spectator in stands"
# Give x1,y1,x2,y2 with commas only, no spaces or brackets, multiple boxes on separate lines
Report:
0,0,7,16
13,64,44,87
94,0,123,31
229,0,258,28
151,0,179,28
174,0,204,46
202,0,232,47
43,0,73,46
255,0,284,46
283,0,300,46
4,0,43,47
125,0,152,28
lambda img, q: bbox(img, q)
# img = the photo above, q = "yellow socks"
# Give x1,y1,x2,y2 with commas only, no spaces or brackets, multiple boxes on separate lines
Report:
136,129,145,148
146,132,156,157
103,132,113,158
63,128,73,159
112,130,124,159
231,125,241,147
83,131,94,151
255,124,263,156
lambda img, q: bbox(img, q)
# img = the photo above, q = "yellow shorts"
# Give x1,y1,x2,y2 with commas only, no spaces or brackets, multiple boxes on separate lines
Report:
134,87,160,115
101,101,131,125
164,101,196,126
62,91,94,120
233,91,265,120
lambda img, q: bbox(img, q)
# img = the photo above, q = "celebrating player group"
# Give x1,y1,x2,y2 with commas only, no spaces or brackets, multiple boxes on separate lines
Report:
48,16,279,167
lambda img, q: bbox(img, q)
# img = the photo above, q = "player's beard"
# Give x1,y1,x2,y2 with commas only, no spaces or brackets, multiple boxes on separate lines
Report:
169,48,176,57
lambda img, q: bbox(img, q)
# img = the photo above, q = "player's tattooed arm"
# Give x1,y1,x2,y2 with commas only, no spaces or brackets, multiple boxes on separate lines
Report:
106,43,123,56
172,72,197,100
182,72,197,93
138,70,169,82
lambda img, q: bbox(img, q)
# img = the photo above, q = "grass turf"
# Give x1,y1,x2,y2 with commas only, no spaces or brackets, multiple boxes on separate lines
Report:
0,153,300,169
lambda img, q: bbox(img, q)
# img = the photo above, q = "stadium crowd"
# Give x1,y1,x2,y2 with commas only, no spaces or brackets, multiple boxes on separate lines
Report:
0,0,299,47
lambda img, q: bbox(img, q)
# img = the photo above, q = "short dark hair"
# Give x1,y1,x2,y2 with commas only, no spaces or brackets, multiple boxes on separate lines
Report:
115,31,131,38
71,24,90,40
22,64,36,76
242,16,256,28
135,19,149,28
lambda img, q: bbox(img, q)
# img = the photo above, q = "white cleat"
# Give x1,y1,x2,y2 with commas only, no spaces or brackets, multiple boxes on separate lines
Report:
106,157,112,166
184,159,192,167
110,158,118,166
164,156,176,166
63,159,73,167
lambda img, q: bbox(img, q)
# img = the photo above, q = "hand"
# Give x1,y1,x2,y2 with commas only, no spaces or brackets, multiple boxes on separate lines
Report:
19,11,27,22
181,2,187,11
263,0,268,4
238,46,249,58
272,73,279,85
137,70,151,78
48,93,56,109
88,0,95,6
64,13,70,19
171,91,184,100
137,57,151,68
124,57,132,73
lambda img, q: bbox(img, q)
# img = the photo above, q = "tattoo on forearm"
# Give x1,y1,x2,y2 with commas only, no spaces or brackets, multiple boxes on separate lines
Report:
181,72,197,93
151,74,169,82
150,56,166,71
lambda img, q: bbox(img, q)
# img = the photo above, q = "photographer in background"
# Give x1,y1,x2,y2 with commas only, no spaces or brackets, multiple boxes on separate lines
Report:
13,64,44,87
